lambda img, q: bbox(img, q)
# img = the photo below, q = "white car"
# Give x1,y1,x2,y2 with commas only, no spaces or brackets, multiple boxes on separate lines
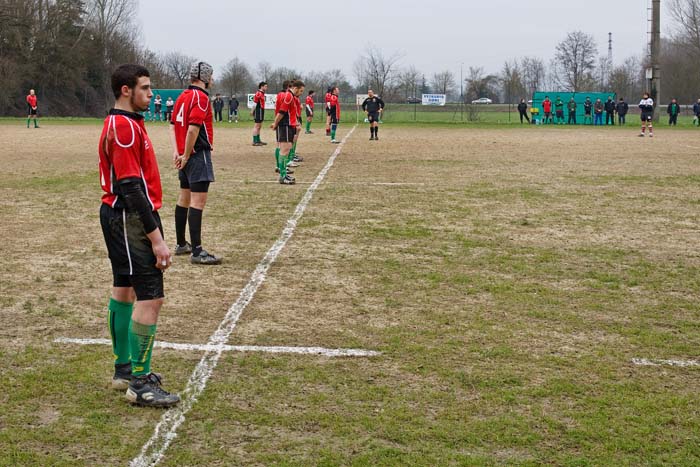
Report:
471,97,493,104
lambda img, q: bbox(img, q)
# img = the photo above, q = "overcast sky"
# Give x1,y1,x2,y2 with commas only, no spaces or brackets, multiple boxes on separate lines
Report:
138,0,671,82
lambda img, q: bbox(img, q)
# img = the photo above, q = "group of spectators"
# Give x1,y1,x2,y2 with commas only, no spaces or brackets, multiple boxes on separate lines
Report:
211,94,241,123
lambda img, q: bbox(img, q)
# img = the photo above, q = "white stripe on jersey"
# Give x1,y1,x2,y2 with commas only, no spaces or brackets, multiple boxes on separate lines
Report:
110,115,136,148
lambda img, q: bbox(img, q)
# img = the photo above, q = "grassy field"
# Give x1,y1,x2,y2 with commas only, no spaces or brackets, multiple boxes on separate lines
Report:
1,121,699,466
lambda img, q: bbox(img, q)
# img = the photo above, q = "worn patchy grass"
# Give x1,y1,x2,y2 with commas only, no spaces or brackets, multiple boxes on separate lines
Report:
1,123,699,466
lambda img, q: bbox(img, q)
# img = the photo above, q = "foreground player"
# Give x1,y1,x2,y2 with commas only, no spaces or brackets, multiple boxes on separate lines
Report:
26,89,39,128
252,81,268,146
329,87,341,143
639,92,654,138
170,61,222,264
98,64,179,407
361,89,385,140
271,81,304,185
305,90,315,134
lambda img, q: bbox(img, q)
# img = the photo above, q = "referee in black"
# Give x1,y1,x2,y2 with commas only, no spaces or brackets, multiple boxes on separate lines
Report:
361,89,385,140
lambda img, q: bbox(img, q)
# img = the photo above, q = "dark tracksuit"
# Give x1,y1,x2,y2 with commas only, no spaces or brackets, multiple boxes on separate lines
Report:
604,99,616,125
667,102,680,126
616,101,628,125
517,102,530,123
567,100,577,124
213,98,224,122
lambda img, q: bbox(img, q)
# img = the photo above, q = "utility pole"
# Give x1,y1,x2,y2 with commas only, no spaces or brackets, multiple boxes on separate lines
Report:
649,0,661,121
460,62,464,121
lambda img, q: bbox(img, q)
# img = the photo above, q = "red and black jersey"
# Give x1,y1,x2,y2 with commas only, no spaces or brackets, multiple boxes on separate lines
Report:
276,90,297,127
305,95,314,111
171,85,213,155
26,94,37,107
325,92,332,110
295,95,302,118
254,90,265,110
329,94,340,119
99,109,162,210
542,99,552,113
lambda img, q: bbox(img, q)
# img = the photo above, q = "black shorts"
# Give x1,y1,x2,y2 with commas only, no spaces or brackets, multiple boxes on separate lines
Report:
330,112,339,125
100,204,164,300
154,105,162,113
641,111,653,122
556,110,564,117
544,112,552,118
276,125,295,143
179,148,215,189
254,107,265,123
28,106,37,116
305,107,313,117
367,111,380,123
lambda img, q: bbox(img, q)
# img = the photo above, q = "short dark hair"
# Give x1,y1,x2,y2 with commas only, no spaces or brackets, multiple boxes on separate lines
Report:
308,90,315,96
291,80,305,88
282,80,290,90
258,81,267,88
111,64,150,99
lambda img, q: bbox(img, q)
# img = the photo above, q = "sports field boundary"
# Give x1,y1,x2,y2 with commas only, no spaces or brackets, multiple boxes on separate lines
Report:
126,125,358,467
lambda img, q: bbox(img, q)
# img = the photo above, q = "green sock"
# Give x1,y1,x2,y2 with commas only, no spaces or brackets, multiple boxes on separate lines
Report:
331,129,336,140
280,154,288,178
27,118,30,128
275,147,280,169
306,121,311,132
290,141,296,158
253,135,259,143
129,320,157,376
108,298,133,365
34,119,38,127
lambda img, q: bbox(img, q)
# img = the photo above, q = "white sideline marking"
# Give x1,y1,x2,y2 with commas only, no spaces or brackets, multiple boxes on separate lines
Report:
632,358,700,368
53,337,380,358
237,180,424,187
130,125,357,467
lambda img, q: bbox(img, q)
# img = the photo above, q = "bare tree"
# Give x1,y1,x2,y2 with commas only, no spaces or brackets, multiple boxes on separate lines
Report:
163,52,196,89
465,67,499,102
553,31,598,91
520,56,546,94
219,57,253,97
669,0,700,56
500,60,526,104
609,56,644,101
353,45,402,98
430,70,456,98
397,66,422,100
256,61,272,82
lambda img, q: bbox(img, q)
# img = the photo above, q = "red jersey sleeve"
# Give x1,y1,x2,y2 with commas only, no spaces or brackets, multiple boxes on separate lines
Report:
278,91,294,114
108,115,143,181
306,96,314,108
187,90,209,126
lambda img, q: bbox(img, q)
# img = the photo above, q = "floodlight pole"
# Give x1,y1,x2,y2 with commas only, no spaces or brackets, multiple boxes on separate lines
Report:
650,0,661,121
460,62,464,121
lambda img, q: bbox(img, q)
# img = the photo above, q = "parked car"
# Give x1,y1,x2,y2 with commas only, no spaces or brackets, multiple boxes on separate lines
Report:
407,96,421,104
471,97,493,104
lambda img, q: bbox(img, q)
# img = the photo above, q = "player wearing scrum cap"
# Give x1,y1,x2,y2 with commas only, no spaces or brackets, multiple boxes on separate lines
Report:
638,92,654,138
170,61,222,265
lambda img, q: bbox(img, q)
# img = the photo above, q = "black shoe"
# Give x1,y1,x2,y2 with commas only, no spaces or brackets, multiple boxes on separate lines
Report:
252,142,263,146
259,141,268,145
126,373,180,407
113,363,163,390
370,136,374,140
292,156,303,162
191,249,222,265
279,175,296,185
174,242,192,256
374,137,379,141
305,131,313,134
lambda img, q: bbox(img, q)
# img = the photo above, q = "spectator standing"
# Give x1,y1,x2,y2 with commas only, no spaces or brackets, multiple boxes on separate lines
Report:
517,98,530,124
154,94,162,121
228,95,239,123
213,93,224,122
554,96,565,124
604,96,616,125
165,96,174,122
583,97,593,125
693,98,700,126
594,98,604,126
567,97,577,125
542,96,552,124
616,97,628,125
667,98,680,126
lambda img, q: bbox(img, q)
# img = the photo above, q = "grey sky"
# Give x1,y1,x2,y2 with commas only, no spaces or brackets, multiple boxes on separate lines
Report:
138,1,671,82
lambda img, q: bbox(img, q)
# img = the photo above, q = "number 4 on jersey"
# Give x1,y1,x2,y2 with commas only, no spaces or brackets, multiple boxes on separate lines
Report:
175,105,185,125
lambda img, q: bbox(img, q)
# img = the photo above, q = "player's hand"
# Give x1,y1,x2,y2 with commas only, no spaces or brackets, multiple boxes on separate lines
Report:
153,240,171,270
172,150,180,163
270,124,277,130
175,155,189,169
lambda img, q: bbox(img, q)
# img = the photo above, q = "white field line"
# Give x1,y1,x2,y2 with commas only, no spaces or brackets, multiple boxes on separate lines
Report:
632,358,700,368
53,337,380,358
129,125,357,467
236,180,424,187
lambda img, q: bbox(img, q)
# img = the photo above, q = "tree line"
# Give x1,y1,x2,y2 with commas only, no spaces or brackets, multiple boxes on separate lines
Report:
2,0,700,117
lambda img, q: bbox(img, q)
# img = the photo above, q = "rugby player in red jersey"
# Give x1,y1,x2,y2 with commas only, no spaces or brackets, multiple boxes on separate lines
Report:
251,82,268,146
329,87,341,143
304,90,315,134
324,87,332,136
170,61,222,265
271,80,304,185
98,64,179,407
26,89,39,128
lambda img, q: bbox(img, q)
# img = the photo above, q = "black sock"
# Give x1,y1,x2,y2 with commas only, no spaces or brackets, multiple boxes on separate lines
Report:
175,205,188,246
188,207,203,255
374,127,378,137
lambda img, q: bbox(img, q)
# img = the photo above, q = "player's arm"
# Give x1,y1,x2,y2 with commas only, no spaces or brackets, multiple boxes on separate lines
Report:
270,111,285,129
118,177,170,269
169,123,179,162
378,98,385,112
362,99,368,112
176,124,201,169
